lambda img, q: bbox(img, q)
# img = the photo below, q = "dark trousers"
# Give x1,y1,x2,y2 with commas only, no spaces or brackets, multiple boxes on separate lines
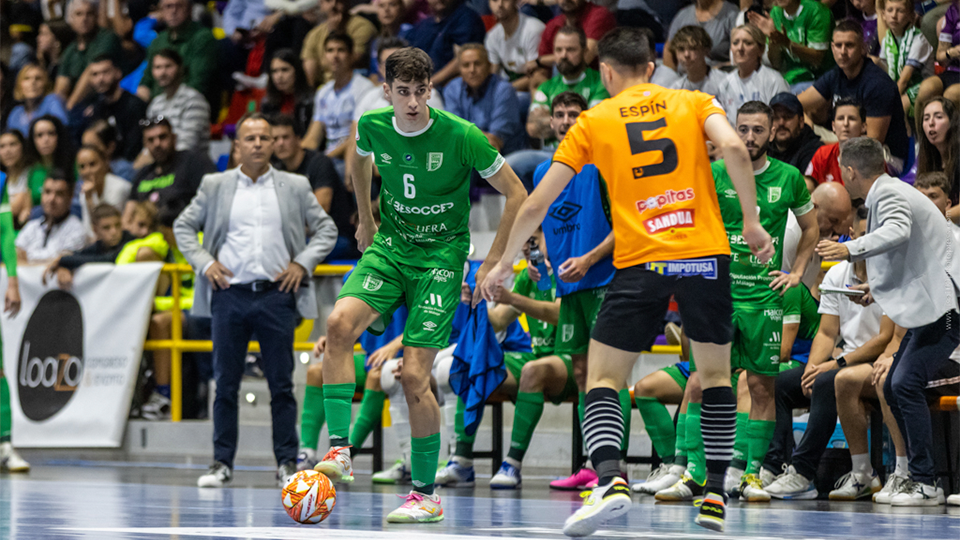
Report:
884,310,960,484
211,285,299,468
763,365,840,481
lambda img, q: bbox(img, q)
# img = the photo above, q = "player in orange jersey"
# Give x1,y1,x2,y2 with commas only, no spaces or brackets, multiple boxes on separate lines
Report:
481,27,774,536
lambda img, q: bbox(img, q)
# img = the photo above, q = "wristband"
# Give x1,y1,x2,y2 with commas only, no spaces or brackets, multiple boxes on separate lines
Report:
835,356,847,369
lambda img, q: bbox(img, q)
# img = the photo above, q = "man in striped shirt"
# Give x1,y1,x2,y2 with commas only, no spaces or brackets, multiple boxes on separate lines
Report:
145,48,211,153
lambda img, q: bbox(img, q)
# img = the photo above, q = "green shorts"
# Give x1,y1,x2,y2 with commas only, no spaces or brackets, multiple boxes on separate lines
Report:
555,286,608,355
730,306,783,377
504,351,577,405
661,363,689,393
780,359,804,373
338,244,463,350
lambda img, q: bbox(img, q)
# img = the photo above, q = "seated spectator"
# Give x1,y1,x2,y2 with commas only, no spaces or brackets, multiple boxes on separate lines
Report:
137,0,219,109
15,171,88,263
718,24,790,125
23,115,76,220
915,96,959,214
124,199,159,239
764,205,894,500
880,0,935,119
261,49,315,138
55,0,122,102
222,0,272,48
271,114,357,258
69,55,147,162
0,130,33,223
665,0,738,70
444,44,525,155
614,0,665,43
43,204,136,290
667,26,727,95
806,97,866,185
532,0,615,91
76,145,131,238
918,0,960,107
36,20,77,83
368,0,413,79
407,0,487,87
749,0,833,94
800,20,911,172
768,92,823,173
485,0,545,94
849,0,880,58
301,0,377,87
81,119,135,181
125,117,216,228
145,49,211,154
303,33,375,173
7,64,69,137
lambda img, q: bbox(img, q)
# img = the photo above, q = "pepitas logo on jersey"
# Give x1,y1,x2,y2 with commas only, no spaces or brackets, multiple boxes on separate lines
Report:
635,188,695,215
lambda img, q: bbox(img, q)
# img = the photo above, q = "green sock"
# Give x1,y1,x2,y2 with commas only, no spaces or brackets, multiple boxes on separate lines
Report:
685,403,706,485
299,385,325,449
322,383,355,448
636,396,676,464
349,389,385,449
507,392,545,463
577,391,586,428
0,376,11,442
746,419,776,475
454,397,476,459
619,388,632,457
411,432,441,495
730,412,750,471
674,412,688,467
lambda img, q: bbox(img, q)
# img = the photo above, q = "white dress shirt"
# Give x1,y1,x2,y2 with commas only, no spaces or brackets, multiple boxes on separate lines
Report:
217,167,290,284
15,214,88,262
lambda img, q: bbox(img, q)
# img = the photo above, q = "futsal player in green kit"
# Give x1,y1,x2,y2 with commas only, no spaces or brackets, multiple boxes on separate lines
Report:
658,101,819,503
0,175,25,472
313,47,527,523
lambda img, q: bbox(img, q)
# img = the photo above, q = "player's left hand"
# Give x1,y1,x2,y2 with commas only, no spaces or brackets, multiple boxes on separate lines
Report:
815,239,850,261
276,262,307,293
847,283,874,306
479,261,513,307
743,222,775,264
768,270,801,295
558,255,592,283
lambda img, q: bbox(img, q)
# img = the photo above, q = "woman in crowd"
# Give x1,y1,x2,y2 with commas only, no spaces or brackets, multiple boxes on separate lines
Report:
916,97,959,219
23,115,75,219
81,119,135,181
260,49,315,138
0,130,33,227
76,145,131,238
35,20,76,83
919,0,960,107
717,23,789,123
6,64,69,138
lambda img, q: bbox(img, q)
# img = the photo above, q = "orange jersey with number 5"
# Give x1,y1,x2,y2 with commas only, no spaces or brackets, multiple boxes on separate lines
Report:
552,84,730,269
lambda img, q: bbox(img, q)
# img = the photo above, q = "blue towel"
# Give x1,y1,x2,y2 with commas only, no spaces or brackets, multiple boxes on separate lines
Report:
450,299,506,437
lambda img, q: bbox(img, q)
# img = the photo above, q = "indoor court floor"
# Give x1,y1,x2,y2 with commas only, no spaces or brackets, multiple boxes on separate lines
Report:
2,459,959,540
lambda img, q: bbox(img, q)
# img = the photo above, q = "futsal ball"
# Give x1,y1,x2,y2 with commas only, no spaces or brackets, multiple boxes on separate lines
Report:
281,470,337,524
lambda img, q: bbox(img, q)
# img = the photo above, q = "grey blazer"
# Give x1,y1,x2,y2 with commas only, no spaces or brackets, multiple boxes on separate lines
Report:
173,167,339,319
845,174,960,328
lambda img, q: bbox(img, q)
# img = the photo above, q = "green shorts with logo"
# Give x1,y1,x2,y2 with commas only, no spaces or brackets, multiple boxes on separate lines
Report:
661,363,689,393
555,286,608,355
780,359,804,373
504,351,577,405
730,306,783,377
338,244,463,350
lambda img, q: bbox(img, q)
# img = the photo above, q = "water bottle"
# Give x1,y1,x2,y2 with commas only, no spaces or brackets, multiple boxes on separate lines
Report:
527,240,552,291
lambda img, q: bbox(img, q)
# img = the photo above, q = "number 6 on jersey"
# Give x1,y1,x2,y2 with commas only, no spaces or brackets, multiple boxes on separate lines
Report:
403,174,416,198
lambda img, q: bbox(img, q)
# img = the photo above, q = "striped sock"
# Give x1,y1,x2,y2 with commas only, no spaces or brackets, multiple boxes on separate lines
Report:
583,387,624,485
701,386,737,493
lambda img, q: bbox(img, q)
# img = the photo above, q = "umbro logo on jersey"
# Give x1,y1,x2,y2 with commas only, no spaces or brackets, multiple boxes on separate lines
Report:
380,153,392,164
724,189,738,199
423,321,438,331
549,202,582,222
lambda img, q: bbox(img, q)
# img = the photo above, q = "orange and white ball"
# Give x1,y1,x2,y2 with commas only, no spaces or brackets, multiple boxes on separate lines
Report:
281,470,336,524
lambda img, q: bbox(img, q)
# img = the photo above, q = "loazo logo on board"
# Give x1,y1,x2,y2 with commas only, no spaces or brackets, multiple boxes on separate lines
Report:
17,291,84,421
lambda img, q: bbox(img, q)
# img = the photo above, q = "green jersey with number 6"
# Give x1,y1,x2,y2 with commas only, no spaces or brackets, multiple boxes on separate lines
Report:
713,158,813,306
355,106,506,269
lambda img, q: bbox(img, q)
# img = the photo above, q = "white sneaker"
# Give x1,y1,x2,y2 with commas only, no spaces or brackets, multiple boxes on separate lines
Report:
724,467,744,498
874,471,909,504
947,494,960,506
197,462,232,488
759,467,777,488
765,465,818,500
434,459,475,487
632,463,683,494
277,461,297,488
490,461,522,489
372,459,411,485
385,491,444,523
141,391,171,420
829,470,881,501
0,442,30,472
890,481,945,507
739,474,771,503
655,472,705,502
296,449,317,472
562,478,632,537
314,446,354,484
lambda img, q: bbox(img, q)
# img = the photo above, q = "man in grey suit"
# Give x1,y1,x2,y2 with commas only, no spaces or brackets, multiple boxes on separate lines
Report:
817,137,960,507
174,113,339,488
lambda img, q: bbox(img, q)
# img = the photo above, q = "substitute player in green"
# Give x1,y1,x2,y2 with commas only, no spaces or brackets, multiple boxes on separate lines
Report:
313,47,527,523
0,175,24,472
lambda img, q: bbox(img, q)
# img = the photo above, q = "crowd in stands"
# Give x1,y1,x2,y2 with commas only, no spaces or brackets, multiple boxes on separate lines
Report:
1,0,959,503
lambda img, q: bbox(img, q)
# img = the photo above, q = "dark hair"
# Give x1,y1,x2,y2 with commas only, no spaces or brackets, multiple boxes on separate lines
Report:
378,36,409,60
153,48,183,67
598,27,655,71
27,115,75,178
39,20,77,69
556,25,587,50
77,143,107,162
44,167,75,192
916,97,958,184
92,203,122,224
90,53,117,66
236,112,271,133
269,113,298,132
551,91,587,113
385,47,433,86
839,137,886,178
854,204,868,222
670,25,713,54
833,96,866,122
833,19,864,40
83,119,120,157
915,171,952,194
0,129,32,173
324,32,354,54
264,49,313,107
737,100,773,124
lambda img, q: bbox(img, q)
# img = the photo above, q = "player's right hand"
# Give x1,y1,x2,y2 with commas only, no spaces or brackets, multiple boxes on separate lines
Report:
742,221,775,264
479,262,513,305
356,220,378,252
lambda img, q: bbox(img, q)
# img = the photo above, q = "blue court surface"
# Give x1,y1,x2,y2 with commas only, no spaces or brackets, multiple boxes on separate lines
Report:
2,461,959,540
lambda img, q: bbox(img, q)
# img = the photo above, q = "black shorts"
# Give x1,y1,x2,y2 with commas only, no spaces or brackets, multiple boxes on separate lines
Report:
939,70,960,89
592,255,733,353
